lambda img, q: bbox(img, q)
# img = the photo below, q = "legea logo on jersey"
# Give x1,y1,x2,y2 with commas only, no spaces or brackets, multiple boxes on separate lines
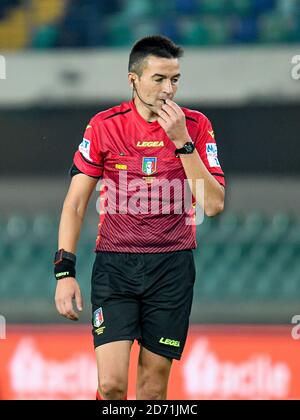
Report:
137,141,164,147
142,157,157,175
79,138,92,161
206,143,220,168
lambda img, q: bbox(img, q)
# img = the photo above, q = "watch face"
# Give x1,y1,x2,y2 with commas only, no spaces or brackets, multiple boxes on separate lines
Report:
185,143,194,153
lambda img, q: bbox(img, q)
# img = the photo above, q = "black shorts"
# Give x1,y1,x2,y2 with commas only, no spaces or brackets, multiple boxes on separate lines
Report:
91,250,196,360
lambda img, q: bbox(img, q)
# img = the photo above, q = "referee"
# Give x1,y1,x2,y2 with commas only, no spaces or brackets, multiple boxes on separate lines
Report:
54,35,225,400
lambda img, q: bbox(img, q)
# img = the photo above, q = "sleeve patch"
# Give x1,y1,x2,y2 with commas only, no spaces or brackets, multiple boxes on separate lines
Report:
206,143,220,167
79,138,92,162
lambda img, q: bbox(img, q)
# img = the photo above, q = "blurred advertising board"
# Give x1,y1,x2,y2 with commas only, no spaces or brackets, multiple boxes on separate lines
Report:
0,325,299,400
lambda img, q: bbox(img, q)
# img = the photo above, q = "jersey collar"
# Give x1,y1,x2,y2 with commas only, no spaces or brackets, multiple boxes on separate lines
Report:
130,99,161,132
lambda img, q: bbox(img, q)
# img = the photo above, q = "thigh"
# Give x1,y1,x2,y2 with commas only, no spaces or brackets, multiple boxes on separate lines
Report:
136,346,172,400
91,252,141,348
95,340,132,385
140,250,196,360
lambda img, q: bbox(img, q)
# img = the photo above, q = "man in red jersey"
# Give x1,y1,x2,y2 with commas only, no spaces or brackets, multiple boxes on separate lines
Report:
54,35,225,400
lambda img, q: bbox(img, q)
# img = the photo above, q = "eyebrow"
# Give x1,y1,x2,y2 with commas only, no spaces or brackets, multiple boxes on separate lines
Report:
151,73,181,79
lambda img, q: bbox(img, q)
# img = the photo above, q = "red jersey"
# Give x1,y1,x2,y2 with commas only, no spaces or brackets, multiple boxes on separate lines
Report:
73,100,225,253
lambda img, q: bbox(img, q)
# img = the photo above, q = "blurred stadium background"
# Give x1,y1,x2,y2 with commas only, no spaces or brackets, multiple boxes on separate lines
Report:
1,0,300,400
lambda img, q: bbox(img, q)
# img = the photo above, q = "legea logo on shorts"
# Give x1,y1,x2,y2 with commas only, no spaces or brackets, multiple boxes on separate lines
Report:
159,337,180,347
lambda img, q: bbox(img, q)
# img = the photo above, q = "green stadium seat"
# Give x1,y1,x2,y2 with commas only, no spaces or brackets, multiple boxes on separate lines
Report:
5,215,29,239
199,0,227,15
225,262,256,299
280,261,300,298
179,18,211,46
236,212,265,242
203,17,230,45
120,0,152,20
260,212,291,243
212,212,241,242
132,21,159,42
106,15,135,46
198,265,226,298
258,13,289,43
31,24,58,48
197,215,217,237
226,0,252,16
150,0,175,17
1,212,300,308
287,220,300,244
32,214,55,239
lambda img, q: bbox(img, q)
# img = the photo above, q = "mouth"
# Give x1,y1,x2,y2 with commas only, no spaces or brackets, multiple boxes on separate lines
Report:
158,99,168,106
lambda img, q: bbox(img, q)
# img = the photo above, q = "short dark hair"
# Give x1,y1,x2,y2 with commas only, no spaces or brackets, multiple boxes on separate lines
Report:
128,35,184,77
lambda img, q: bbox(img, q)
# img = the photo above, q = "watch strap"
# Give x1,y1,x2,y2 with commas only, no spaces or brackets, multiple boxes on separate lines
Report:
175,141,195,156
54,249,76,265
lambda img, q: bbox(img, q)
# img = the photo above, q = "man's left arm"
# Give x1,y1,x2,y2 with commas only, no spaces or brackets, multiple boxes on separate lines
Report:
157,99,225,217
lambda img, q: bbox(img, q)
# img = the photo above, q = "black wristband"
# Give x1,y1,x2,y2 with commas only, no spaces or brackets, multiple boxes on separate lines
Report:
54,259,76,280
54,248,76,265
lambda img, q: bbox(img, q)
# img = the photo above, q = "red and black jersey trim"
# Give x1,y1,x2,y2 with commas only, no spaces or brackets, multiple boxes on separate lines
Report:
104,109,132,120
210,172,225,178
210,172,225,187
80,152,103,167
69,164,100,179
186,116,198,123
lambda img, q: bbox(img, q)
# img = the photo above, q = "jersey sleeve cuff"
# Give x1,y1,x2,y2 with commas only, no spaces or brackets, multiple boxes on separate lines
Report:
73,150,103,178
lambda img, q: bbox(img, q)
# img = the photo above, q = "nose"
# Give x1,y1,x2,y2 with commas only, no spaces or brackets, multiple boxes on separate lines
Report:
162,79,173,95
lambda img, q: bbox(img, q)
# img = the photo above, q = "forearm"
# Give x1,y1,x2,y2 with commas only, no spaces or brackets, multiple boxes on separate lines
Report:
156,99,224,216
58,200,86,253
179,150,225,216
57,174,98,253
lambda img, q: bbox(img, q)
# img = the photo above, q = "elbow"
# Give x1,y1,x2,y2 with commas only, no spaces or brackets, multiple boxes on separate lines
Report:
63,199,85,221
205,200,225,217
204,184,225,217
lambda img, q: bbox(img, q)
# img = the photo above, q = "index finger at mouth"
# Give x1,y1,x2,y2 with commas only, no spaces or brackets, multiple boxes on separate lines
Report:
166,99,181,114
162,103,177,119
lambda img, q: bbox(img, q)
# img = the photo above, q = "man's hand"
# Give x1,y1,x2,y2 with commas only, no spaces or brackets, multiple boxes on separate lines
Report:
157,99,190,147
55,277,83,321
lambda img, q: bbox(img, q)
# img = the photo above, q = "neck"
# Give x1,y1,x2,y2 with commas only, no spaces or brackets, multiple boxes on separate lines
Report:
133,96,158,123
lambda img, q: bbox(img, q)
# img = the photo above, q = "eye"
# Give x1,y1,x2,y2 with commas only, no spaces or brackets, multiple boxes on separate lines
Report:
155,78,163,83
172,79,179,84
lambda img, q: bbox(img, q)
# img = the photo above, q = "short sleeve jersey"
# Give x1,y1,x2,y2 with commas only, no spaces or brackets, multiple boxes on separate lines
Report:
73,100,225,253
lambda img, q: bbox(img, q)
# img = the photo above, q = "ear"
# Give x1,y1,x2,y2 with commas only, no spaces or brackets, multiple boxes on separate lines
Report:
128,72,136,88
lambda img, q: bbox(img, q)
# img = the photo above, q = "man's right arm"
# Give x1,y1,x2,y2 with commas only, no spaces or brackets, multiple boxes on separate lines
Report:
55,173,99,321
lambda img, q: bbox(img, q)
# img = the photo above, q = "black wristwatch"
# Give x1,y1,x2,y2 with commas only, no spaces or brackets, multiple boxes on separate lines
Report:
54,248,76,265
175,141,195,156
